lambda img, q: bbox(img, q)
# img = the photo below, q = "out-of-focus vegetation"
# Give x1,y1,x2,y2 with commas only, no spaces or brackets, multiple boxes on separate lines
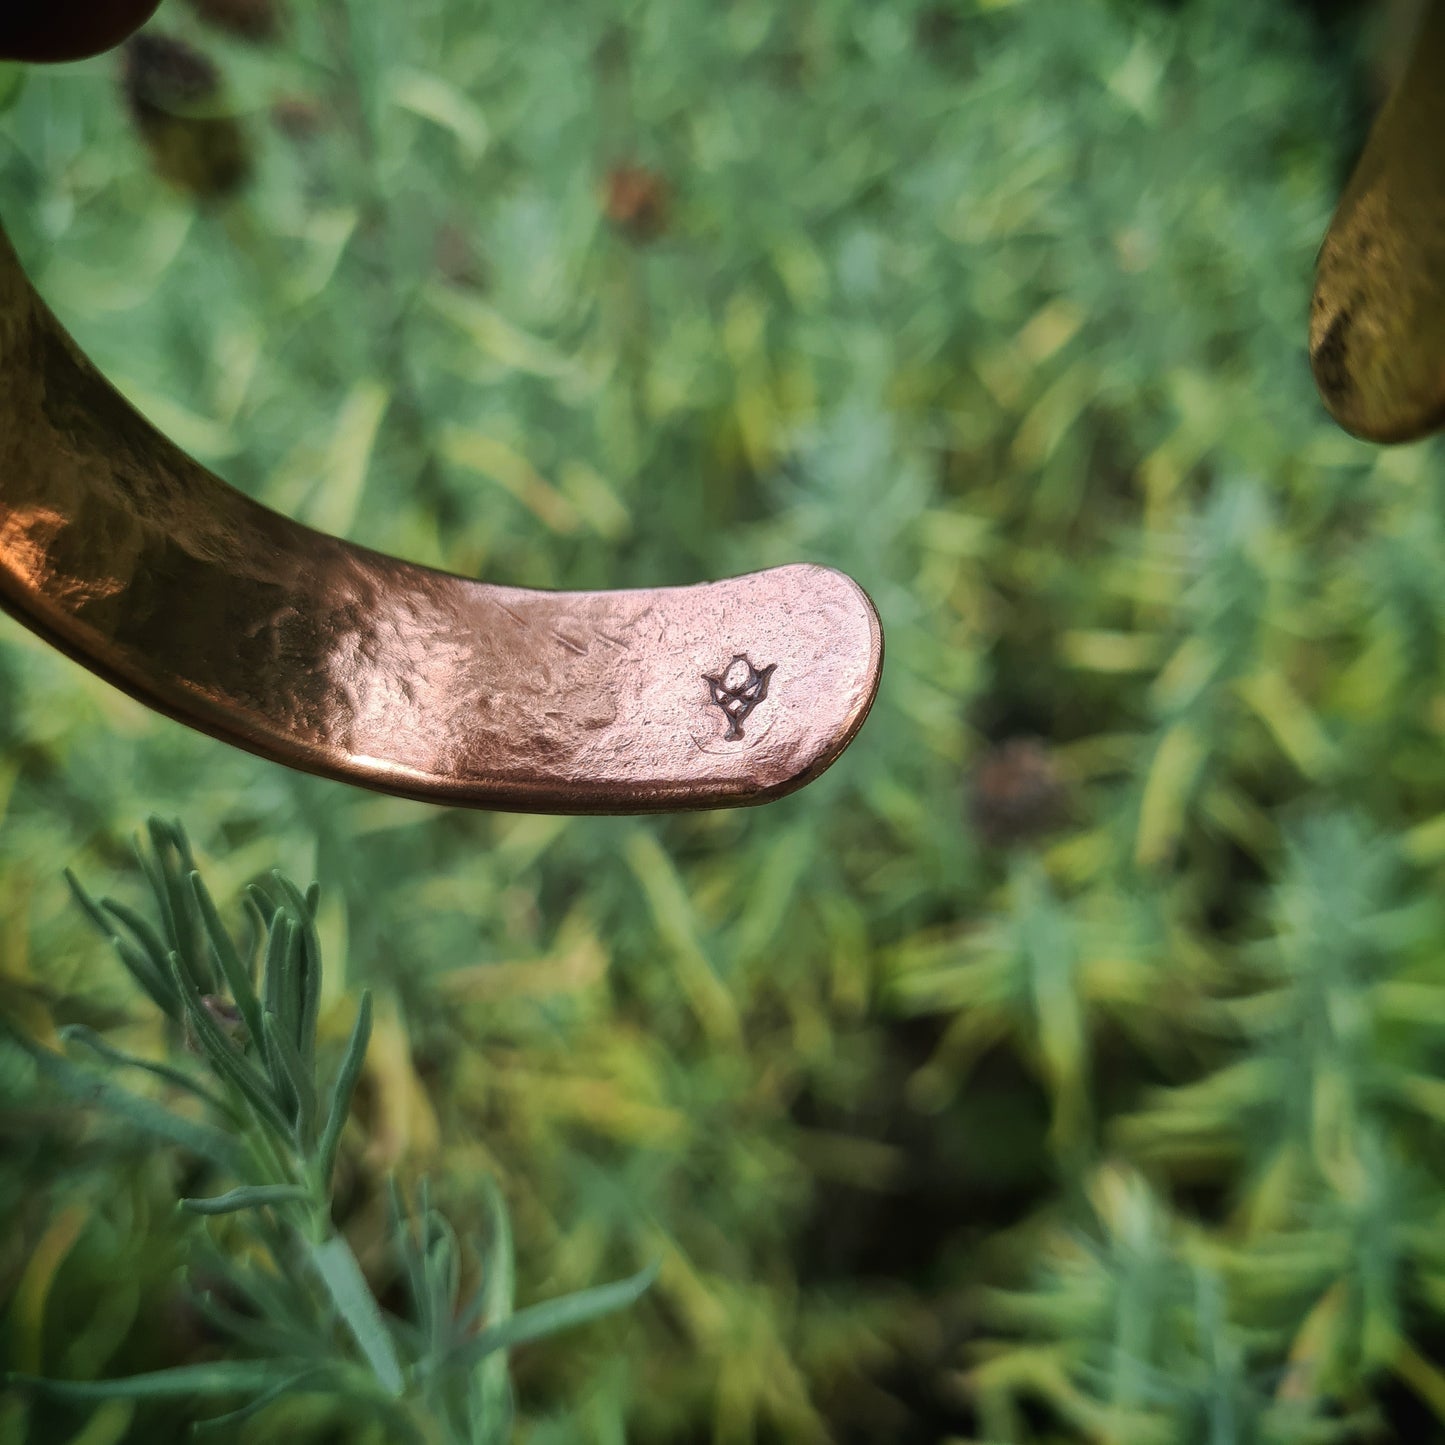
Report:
2,0,1443,1440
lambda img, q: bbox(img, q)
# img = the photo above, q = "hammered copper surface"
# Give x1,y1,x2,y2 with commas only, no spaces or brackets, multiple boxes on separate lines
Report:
0,225,882,811
1311,0,1445,444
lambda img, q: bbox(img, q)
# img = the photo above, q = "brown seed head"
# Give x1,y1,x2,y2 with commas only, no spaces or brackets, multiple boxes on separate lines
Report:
603,164,670,244
969,737,1071,848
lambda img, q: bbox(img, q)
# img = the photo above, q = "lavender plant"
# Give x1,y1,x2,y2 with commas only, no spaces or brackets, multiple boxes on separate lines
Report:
2,819,654,1442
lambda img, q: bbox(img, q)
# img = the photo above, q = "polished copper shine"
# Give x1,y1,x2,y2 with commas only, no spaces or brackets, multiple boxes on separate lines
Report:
0,225,882,811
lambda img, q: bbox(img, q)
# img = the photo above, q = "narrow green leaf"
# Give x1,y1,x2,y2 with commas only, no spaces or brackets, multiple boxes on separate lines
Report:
305,881,321,916
242,894,267,987
388,1178,429,1323
318,991,372,1191
446,1261,659,1372
262,1008,317,1150
421,1212,462,1360
181,1184,310,1216
146,816,182,891
64,868,114,938
470,1368,514,1445
99,897,171,978
4,1361,298,1402
482,1180,515,1318
433,1216,463,1323
262,912,293,1032
466,1180,516,1441
260,1015,299,1127
111,935,181,1019
189,1366,340,1435
470,1372,514,1445
296,923,319,1068
457,1179,514,1336
169,954,292,1139
146,821,213,995
171,819,200,875
59,1025,235,1119
65,871,178,1017
191,871,266,1051
308,1233,405,1397
273,874,323,1067
159,820,214,994
135,842,180,965
198,1246,324,1349
246,880,280,926
1,1022,242,1171
99,898,182,1017
190,1289,317,1360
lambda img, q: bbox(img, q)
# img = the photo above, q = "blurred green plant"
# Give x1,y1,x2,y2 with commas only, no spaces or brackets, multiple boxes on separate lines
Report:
6,0,1445,1441
968,1164,1378,1445
1,821,654,1442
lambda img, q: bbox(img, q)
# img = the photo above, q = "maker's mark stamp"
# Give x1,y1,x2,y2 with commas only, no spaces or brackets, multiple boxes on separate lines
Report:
704,655,776,740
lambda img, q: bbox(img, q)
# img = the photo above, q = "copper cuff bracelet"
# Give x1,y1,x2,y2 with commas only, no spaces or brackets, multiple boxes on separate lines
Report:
0,224,882,812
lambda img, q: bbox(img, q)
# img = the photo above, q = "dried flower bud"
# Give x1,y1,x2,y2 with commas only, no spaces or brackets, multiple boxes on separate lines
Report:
182,994,246,1054
602,163,670,244
181,0,284,44
969,737,1071,848
121,33,250,199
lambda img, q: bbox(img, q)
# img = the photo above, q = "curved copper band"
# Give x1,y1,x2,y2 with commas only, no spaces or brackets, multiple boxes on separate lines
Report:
1311,0,1445,444
0,224,882,812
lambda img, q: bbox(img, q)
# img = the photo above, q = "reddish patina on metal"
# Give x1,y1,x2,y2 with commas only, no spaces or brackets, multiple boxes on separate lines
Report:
0,225,882,812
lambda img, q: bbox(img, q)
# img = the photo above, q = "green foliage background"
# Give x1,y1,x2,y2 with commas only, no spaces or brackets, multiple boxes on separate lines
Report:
4,0,1444,1440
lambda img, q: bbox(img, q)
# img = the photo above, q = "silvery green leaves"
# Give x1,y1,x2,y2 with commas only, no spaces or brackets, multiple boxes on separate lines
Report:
386,1178,658,1445
5,819,652,1441
62,817,338,1166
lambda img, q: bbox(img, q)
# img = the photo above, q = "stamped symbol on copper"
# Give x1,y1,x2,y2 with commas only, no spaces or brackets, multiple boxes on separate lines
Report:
703,655,776,740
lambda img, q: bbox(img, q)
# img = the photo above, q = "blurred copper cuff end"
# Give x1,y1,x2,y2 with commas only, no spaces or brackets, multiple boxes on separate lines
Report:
1311,0,1445,444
